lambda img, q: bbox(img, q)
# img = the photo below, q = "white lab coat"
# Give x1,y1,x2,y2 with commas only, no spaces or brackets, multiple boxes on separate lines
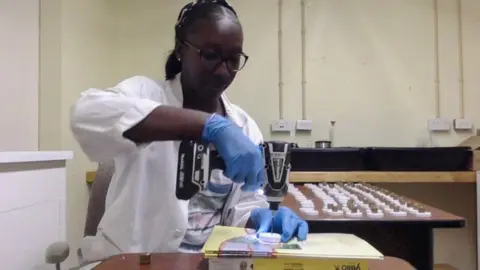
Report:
70,75,268,263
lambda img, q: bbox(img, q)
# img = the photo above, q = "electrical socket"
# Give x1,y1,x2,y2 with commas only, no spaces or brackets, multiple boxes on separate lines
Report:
296,120,313,131
427,118,451,131
453,118,473,130
271,120,293,132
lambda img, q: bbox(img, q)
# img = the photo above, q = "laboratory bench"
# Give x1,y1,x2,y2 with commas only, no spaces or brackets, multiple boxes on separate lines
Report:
85,170,470,270
283,183,464,270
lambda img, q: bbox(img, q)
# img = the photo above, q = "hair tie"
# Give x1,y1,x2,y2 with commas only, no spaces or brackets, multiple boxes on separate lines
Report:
175,0,236,30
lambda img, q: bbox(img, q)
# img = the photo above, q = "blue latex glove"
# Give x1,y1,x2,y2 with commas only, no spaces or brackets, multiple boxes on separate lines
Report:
250,207,309,242
202,114,264,192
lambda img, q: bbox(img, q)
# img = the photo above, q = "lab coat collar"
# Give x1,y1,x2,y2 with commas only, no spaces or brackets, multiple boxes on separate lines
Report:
169,74,246,128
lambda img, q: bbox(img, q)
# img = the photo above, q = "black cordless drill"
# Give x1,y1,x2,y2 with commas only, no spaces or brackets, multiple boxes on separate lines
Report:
176,140,293,213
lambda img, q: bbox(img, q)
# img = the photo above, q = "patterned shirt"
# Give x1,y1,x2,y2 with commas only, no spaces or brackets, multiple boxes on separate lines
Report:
178,170,233,252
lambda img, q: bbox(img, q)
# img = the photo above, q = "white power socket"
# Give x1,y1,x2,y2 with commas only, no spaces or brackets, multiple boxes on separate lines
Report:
453,118,473,130
296,120,313,131
271,120,293,132
427,118,451,131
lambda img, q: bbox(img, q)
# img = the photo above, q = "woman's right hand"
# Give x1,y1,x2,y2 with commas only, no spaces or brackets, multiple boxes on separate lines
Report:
202,114,265,192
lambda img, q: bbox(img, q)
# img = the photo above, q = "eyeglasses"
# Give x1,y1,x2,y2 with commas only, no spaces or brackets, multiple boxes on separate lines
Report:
181,40,249,72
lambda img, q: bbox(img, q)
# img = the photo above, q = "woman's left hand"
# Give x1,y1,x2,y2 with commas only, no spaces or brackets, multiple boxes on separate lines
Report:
250,207,309,242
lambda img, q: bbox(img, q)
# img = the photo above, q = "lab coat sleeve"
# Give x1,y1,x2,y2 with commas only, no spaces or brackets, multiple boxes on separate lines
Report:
70,76,163,162
225,191,269,227
224,119,268,227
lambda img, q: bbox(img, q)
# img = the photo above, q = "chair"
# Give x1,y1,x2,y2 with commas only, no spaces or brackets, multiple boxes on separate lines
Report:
37,162,114,270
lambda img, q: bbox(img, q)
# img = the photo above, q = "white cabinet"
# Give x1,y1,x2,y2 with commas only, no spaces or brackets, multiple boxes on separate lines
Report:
0,151,72,270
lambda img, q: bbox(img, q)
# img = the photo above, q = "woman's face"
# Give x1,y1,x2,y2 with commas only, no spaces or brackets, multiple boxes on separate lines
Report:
179,17,244,99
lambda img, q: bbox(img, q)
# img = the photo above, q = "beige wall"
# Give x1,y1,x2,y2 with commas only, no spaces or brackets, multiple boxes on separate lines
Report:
0,0,39,150
38,0,480,268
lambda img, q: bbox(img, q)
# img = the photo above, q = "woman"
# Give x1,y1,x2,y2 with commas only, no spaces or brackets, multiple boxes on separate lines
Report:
71,0,308,261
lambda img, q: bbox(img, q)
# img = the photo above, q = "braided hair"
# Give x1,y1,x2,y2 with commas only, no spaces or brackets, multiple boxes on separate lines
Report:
165,0,239,80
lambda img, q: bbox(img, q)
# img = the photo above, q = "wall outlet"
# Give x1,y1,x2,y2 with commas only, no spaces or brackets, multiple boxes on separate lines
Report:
271,120,293,132
427,118,451,131
453,118,473,130
296,120,313,131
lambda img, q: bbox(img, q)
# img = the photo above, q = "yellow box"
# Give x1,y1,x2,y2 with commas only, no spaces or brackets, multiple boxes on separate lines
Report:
209,257,369,270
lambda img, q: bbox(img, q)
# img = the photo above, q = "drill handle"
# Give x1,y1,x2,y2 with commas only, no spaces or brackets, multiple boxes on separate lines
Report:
176,140,225,200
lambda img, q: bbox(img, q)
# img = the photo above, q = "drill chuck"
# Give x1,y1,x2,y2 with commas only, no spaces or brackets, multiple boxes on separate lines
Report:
269,202,281,211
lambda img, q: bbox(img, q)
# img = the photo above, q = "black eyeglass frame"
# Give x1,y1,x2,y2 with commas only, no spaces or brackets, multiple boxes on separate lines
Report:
179,40,249,72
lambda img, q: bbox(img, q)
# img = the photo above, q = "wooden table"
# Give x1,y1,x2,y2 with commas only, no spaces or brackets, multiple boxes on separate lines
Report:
92,253,415,270
283,184,465,270
285,185,465,226
86,170,477,184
